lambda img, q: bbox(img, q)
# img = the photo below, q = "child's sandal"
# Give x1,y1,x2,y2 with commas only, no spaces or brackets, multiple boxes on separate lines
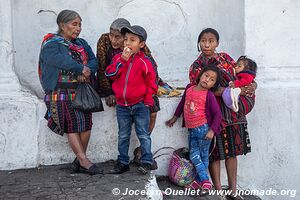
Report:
185,180,202,190
200,181,212,196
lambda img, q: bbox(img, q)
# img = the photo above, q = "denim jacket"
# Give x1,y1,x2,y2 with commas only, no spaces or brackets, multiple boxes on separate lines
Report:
39,35,98,91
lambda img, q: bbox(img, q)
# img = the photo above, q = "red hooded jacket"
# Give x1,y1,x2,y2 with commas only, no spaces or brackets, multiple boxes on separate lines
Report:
105,51,158,106
233,70,256,88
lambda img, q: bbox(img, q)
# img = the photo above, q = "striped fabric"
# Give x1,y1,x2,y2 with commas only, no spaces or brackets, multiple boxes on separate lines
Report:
44,89,92,135
44,90,76,102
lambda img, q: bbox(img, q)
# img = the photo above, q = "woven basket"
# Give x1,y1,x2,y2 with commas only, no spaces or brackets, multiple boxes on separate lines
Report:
168,148,196,186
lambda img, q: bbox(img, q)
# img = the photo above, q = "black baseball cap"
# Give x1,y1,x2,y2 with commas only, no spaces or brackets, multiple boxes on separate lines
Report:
121,25,147,41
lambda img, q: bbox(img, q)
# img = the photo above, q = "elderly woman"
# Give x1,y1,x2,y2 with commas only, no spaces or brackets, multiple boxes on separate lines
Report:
38,10,102,175
189,28,257,199
96,18,162,133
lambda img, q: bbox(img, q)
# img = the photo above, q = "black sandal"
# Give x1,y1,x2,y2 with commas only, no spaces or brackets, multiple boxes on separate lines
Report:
78,164,103,175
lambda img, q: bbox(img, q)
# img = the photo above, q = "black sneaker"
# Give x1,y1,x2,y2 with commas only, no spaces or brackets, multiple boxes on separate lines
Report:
109,162,130,174
137,163,153,175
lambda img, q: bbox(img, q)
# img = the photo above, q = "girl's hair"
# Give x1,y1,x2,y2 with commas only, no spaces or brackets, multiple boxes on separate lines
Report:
56,10,81,33
237,56,257,73
196,64,222,92
197,28,219,52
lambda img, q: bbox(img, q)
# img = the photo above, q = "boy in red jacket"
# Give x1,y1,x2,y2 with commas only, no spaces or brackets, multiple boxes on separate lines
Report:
105,25,158,174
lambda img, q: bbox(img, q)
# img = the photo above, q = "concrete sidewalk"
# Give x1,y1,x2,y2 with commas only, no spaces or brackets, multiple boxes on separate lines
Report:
0,161,261,200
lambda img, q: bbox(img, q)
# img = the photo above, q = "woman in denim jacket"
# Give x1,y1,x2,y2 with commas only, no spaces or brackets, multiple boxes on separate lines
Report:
39,10,101,175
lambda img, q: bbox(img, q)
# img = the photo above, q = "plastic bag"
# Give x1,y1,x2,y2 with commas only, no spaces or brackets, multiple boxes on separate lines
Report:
72,83,104,113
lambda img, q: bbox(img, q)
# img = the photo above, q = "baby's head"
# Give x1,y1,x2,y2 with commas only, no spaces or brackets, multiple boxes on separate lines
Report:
236,56,257,74
196,65,222,92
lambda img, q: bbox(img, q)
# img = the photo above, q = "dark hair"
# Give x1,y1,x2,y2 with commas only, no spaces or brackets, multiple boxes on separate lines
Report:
56,10,81,34
196,64,222,92
197,28,219,52
237,56,257,73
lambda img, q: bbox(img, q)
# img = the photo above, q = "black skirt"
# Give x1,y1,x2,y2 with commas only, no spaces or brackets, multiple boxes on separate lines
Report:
209,123,251,162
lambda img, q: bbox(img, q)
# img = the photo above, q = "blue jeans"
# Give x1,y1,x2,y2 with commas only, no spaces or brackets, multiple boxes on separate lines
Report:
188,123,212,182
116,102,153,165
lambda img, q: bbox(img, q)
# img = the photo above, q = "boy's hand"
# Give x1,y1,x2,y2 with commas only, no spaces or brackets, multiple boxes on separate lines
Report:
165,116,178,127
205,129,214,140
121,47,133,61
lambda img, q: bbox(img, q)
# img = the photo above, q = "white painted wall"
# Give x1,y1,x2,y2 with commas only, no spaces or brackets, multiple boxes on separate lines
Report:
0,0,299,199
0,0,40,170
237,1,300,199
12,0,244,97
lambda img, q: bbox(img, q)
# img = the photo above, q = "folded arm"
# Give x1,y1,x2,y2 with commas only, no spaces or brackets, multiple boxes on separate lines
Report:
40,42,84,73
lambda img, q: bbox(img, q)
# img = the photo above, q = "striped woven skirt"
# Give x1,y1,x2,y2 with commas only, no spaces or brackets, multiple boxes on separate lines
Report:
209,123,251,162
44,89,92,136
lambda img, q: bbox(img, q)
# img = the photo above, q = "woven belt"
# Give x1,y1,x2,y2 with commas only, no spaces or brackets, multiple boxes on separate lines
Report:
44,91,75,101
